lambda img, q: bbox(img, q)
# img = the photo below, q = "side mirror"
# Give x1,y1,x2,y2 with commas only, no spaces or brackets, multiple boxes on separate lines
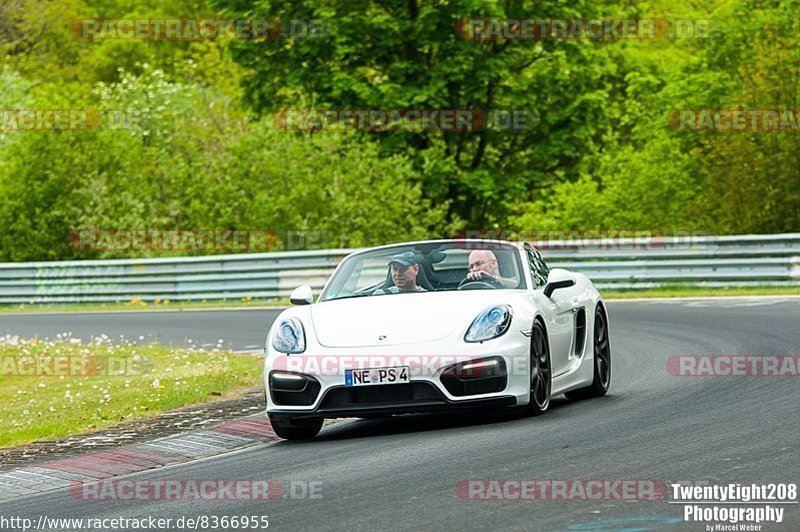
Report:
289,285,313,305
543,269,576,298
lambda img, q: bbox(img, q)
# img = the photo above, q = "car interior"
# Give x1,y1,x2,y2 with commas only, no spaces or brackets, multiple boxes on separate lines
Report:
374,246,522,293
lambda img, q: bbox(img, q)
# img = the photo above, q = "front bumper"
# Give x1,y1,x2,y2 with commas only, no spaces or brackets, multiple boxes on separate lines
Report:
264,332,531,418
269,381,517,420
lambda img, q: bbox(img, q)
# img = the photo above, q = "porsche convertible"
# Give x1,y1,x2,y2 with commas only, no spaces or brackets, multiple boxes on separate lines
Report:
263,239,611,439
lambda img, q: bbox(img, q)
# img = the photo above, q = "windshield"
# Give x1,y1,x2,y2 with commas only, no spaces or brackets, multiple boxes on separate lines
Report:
319,241,525,302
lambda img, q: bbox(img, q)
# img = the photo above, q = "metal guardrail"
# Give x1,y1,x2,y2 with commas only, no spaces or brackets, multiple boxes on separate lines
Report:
0,234,798,304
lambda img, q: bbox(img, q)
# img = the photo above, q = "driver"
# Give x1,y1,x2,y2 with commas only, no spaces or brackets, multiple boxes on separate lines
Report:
465,249,518,288
373,251,427,294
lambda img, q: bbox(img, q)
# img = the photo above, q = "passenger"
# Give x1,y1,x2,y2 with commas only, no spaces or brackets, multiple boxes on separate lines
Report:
465,250,518,288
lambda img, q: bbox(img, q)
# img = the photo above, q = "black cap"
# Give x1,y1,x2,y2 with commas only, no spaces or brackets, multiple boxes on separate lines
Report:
389,251,417,267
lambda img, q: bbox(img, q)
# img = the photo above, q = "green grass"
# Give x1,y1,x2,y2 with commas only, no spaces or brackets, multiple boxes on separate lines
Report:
602,285,800,299
0,298,290,314
0,336,263,448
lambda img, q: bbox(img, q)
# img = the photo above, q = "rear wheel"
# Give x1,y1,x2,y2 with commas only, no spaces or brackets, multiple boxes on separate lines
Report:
526,320,551,415
565,304,611,400
268,414,323,440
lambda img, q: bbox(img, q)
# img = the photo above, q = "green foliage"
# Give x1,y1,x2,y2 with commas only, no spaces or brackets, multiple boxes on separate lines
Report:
214,0,631,226
1,0,799,261
0,65,447,260
514,0,800,234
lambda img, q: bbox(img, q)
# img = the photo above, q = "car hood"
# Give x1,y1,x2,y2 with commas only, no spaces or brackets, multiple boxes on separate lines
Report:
310,290,520,348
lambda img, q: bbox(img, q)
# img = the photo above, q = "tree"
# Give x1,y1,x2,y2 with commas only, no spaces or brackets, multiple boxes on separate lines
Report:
211,0,631,227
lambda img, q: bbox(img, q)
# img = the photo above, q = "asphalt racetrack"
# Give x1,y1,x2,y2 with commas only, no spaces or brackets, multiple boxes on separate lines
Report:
1,298,798,531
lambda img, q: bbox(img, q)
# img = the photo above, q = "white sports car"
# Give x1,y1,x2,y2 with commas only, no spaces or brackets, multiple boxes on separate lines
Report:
264,239,611,440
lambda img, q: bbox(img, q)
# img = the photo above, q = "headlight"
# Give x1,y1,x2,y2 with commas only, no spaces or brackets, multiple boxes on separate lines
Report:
272,318,306,353
464,305,513,342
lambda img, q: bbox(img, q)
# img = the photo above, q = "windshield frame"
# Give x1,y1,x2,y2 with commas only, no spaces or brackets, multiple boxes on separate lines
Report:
318,240,528,302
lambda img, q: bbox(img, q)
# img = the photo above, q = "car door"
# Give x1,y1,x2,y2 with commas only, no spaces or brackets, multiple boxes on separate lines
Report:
524,244,578,377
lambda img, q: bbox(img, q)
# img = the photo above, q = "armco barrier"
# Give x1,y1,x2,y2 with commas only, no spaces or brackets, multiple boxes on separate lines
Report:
0,234,798,304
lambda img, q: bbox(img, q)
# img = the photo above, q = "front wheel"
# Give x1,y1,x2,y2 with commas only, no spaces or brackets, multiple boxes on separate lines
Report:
268,414,323,440
525,320,551,415
565,304,611,400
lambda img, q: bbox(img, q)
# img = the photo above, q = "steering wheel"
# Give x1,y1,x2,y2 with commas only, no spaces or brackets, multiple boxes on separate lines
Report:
458,272,505,290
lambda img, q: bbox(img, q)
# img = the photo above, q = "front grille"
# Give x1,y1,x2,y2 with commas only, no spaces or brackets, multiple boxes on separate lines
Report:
319,382,444,409
441,374,507,396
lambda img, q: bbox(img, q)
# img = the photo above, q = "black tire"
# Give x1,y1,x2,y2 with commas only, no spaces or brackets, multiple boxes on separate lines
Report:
525,320,551,415
268,415,323,440
565,304,611,400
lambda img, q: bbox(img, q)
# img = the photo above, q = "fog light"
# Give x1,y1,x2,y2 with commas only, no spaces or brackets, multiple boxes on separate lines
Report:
270,372,308,391
448,359,501,378
268,371,321,406
440,356,507,396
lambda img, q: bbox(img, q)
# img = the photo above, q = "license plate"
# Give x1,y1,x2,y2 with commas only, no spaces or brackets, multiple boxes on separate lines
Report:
345,366,410,387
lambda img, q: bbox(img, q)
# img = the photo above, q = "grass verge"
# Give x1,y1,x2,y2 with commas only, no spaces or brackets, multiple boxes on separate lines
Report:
0,298,290,314
0,336,263,448
602,285,800,299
